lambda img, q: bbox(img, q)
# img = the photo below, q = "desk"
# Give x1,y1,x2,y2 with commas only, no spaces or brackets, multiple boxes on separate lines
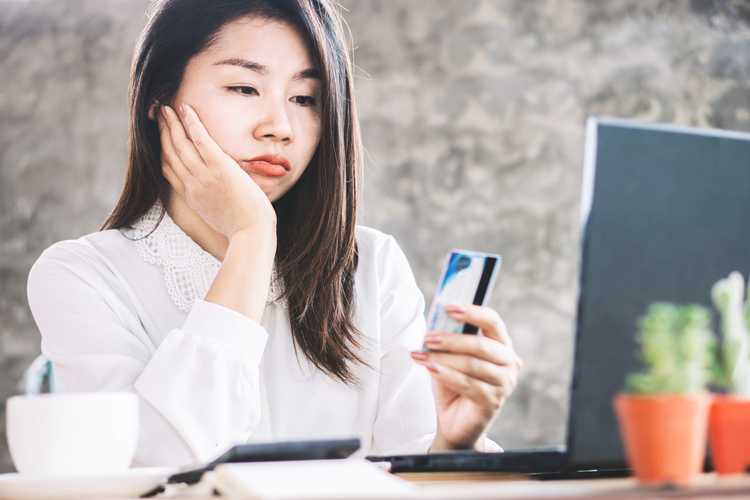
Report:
141,472,750,499
400,472,750,499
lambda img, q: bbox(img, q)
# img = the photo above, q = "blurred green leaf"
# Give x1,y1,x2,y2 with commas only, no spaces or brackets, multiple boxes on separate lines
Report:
625,303,715,395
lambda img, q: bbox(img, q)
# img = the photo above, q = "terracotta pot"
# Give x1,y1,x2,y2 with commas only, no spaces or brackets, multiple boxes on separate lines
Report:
614,393,711,486
709,395,750,475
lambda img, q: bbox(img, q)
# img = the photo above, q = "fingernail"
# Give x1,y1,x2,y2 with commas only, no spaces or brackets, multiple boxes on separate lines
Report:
424,332,442,342
444,304,466,313
412,357,440,374
425,360,441,374
410,351,428,361
160,105,167,118
424,339,441,349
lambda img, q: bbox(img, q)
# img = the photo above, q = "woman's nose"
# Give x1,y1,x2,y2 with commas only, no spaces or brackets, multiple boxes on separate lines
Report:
253,100,293,144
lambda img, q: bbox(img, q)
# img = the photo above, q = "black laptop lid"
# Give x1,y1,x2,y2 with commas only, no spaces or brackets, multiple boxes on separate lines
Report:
566,118,750,470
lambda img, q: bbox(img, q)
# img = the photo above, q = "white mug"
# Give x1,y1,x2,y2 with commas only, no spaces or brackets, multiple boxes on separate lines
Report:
5,392,139,476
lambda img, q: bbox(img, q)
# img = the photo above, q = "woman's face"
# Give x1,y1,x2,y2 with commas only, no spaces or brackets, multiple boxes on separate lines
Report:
171,16,322,202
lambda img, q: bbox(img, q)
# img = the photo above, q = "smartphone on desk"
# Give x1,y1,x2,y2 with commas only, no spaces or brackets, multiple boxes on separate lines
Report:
425,249,502,337
163,438,361,487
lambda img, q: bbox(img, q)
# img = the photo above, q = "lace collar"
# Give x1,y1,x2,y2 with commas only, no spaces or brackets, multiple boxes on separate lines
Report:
121,200,283,312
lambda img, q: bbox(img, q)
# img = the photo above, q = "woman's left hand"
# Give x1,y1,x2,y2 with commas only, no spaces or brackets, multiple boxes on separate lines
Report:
410,304,523,451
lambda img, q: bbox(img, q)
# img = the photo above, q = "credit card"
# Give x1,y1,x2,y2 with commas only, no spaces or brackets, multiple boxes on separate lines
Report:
426,249,502,335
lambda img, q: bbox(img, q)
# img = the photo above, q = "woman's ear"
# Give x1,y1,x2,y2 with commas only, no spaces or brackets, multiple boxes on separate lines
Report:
147,100,160,121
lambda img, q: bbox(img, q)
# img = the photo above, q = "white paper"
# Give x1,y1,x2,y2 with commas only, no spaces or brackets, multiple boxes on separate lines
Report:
213,459,417,499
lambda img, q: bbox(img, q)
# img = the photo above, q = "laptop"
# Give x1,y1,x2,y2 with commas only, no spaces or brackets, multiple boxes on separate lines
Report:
366,117,750,476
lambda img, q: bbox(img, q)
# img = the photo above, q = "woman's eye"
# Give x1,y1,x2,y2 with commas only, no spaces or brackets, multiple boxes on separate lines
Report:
228,86,258,96
291,95,317,107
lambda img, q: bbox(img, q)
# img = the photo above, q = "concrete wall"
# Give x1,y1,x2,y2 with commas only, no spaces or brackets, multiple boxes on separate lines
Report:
1,0,748,471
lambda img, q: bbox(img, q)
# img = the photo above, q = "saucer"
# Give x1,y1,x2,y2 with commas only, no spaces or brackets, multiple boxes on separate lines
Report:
0,467,173,499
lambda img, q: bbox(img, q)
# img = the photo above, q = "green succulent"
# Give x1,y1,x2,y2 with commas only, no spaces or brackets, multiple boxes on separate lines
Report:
711,272,750,396
626,303,715,395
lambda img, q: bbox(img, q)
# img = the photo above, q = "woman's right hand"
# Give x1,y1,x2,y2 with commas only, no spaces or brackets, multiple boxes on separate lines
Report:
157,104,277,238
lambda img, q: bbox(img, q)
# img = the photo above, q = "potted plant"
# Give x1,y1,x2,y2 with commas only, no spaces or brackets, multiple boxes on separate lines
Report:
709,271,750,475
614,303,714,486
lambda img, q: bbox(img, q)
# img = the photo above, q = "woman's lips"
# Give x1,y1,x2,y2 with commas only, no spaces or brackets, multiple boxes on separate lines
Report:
240,160,289,177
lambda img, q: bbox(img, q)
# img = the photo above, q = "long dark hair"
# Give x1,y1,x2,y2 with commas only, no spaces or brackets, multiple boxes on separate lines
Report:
101,0,366,384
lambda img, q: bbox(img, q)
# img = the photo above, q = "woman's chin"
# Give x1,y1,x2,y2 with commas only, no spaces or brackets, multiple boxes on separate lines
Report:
263,187,283,203
260,183,295,204
247,176,280,199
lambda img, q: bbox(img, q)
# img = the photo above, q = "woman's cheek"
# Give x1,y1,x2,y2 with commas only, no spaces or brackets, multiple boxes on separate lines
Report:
197,105,247,155
304,113,322,150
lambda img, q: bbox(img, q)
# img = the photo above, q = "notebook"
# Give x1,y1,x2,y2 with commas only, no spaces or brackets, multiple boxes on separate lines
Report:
211,459,417,499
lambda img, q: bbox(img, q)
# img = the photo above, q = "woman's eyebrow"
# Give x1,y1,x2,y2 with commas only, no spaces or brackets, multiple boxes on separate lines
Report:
213,57,321,80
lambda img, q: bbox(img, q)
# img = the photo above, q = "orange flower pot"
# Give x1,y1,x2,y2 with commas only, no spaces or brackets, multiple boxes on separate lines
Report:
614,393,711,486
709,395,750,475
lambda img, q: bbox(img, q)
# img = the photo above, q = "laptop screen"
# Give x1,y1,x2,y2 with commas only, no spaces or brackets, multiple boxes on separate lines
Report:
566,118,750,469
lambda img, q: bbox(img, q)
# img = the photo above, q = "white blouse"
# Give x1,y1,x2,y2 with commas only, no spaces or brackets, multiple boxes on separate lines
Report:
27,201,498,468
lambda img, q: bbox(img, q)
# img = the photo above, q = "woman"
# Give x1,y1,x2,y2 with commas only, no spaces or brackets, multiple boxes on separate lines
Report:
27,0,523,467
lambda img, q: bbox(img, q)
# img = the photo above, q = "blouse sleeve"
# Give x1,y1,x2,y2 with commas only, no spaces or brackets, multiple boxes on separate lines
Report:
370,236,437,455
26,241,269,467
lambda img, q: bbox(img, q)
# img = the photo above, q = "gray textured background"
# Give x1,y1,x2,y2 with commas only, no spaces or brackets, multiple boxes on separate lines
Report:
1,0,749,472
